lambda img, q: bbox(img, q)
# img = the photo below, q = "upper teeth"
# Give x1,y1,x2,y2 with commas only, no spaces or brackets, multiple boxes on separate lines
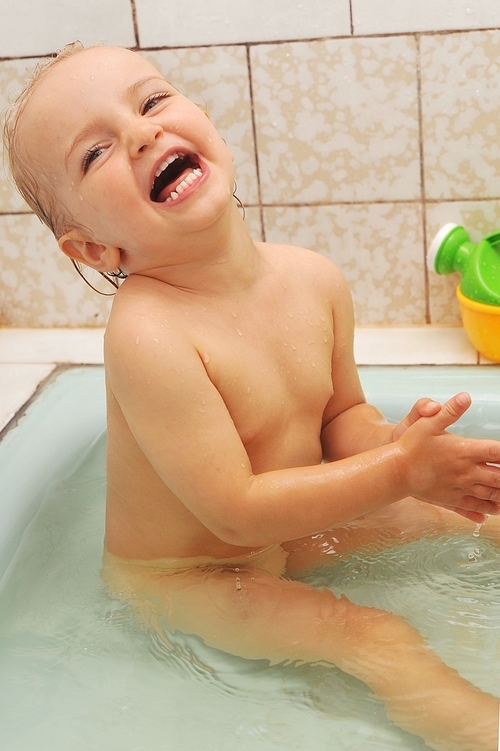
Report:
155,151,182,178
152,151,203,202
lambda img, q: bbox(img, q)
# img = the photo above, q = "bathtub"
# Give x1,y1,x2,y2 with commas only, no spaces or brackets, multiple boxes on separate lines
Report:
0,364,499,751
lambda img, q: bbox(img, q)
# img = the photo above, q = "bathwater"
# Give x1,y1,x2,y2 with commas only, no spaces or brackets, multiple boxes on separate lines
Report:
0,366,499,751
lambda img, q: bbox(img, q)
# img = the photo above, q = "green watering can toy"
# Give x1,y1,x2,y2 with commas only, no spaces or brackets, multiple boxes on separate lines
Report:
428,223,500,362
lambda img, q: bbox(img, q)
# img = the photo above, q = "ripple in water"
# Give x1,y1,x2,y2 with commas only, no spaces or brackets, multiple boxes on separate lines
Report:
0,435,498,750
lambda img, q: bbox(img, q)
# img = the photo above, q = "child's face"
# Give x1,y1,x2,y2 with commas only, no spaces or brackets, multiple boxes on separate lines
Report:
19,47,235,273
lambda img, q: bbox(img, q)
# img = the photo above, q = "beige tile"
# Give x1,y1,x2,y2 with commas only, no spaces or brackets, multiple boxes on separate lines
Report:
421,30,500,201
141,47,259,206
0,57,46,213
0,214,112,327
264,203,426,325
251,37,421,204
354,326,478,365
426,201,500,324
0,363,55,430
0,328,105,363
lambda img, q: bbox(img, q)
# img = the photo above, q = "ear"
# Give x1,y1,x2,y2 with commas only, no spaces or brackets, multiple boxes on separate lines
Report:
58,229,121,273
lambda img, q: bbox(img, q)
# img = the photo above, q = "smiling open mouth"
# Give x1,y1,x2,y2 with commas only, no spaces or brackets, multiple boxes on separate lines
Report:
150,152,202,203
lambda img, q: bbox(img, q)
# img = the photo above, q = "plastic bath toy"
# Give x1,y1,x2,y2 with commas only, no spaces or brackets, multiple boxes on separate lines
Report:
428,223,500,361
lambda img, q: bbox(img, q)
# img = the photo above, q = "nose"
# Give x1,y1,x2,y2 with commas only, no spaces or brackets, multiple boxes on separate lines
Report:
126,117,162,157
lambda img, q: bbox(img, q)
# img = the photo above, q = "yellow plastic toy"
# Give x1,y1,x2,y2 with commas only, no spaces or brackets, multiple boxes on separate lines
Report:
428,223,500,361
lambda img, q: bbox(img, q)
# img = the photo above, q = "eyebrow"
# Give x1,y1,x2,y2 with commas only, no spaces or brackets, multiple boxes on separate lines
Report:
64,75,169,168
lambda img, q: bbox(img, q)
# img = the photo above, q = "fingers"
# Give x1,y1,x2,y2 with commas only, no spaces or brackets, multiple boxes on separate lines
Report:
426,392,471,433
392,397,441,440
412,398,441,418
440,506,489,524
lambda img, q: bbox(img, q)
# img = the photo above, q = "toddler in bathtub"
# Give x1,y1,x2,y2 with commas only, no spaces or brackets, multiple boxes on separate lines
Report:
4,42,500,751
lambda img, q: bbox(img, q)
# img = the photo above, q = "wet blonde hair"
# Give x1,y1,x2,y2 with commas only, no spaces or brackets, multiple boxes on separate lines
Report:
3,41,94,239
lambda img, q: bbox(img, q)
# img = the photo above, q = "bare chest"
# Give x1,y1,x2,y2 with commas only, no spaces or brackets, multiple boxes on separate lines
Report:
191,300,334,452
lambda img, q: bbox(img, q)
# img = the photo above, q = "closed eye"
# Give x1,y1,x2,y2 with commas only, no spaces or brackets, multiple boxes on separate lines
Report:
142,91,170,115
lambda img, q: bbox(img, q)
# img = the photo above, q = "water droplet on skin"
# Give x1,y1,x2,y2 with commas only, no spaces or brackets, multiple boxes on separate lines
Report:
231,311,238,318
202,352,210,363
135,336,140,345
79,195,84,201
236,328,243,336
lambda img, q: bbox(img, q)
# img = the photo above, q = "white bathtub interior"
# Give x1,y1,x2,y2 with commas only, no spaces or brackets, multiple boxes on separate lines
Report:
0,364,499,751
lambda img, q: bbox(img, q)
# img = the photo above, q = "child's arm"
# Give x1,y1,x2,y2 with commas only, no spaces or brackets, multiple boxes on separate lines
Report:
105,295,500,549
320,266,445,457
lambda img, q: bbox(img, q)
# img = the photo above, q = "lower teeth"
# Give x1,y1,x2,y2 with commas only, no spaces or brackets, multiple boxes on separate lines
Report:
165,168,202,203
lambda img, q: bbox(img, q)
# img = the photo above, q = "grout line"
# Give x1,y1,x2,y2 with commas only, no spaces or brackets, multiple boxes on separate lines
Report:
349,0,354,36
5,195,500,221
129,0,141,48
245,44,266,241
3,26,500,63
415,34,431,324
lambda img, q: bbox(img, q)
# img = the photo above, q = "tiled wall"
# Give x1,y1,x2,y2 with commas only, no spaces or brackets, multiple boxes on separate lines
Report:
2,0,500,327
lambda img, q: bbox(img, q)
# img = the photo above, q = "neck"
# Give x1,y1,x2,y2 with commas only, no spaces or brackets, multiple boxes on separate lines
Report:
133,203,262,297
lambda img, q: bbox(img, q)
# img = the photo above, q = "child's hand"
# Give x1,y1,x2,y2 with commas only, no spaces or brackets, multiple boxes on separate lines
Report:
396,392,500,522
391,397,442,441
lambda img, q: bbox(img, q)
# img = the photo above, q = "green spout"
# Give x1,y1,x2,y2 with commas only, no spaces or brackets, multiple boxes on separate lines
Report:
428,223,500,305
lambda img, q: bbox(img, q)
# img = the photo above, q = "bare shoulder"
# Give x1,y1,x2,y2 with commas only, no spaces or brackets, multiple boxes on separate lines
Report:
259,242,350,297
104,275,195,385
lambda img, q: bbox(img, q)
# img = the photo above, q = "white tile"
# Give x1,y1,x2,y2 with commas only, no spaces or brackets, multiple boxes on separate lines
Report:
135,0,351,47
352,0,500,35
0,0,135,57
0,329,105,364
0,363,55,431
354,326,478,365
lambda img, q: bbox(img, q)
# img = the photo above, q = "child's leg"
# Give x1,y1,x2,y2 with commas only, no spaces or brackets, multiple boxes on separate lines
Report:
107,558,498,751
283,496,499,574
